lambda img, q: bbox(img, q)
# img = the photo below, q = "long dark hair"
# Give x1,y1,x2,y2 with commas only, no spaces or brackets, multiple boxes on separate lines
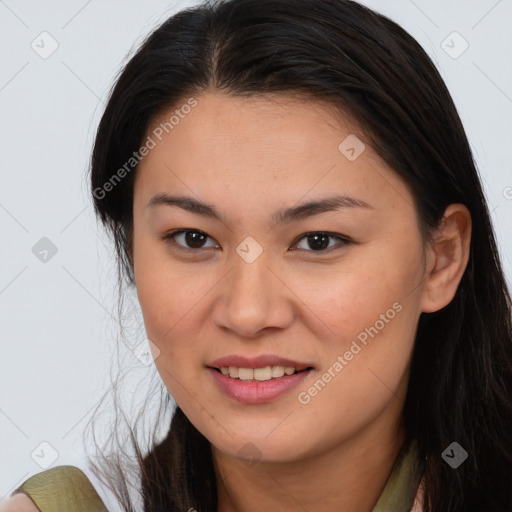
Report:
87,0,512,510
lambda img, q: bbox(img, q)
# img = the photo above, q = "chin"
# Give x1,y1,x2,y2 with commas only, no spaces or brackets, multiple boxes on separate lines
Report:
205,425,314,465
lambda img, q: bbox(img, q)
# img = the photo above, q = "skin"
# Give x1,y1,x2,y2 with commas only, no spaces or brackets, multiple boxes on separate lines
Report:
0,494,38,512
132,91,471,512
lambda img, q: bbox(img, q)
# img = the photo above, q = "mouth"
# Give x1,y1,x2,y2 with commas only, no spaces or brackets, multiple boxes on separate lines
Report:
209,365,314,381
206,356,315,404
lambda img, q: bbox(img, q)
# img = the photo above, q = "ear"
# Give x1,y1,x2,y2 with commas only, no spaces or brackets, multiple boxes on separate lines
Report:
420,203,472,313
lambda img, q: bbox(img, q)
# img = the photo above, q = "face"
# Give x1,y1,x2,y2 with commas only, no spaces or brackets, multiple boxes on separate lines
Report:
132,91,429,463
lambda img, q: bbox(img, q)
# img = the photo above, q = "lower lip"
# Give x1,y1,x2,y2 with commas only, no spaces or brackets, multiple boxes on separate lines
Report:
208,368,312,404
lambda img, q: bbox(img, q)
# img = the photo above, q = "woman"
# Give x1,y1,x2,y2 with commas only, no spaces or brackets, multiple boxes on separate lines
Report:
3,0,511,511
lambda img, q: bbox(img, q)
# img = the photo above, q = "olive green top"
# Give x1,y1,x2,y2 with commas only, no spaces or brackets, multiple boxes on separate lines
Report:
14,466,108,512
372,442,424,512
14,444,423,511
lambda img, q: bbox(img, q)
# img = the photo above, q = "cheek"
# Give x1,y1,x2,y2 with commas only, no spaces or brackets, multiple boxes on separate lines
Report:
134,262,206,403
292,248,422,343
133,234,198,357
288,240,424,411
135,271,203,354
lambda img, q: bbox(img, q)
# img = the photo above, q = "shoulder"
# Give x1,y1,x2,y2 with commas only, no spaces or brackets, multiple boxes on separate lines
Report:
3,466,108,512
0,493,39,512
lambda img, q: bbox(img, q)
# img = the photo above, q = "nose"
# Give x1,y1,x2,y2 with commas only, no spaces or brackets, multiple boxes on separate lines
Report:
210,249,295,338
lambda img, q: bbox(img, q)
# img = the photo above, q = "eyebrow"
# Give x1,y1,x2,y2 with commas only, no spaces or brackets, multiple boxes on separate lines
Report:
147,193,373,225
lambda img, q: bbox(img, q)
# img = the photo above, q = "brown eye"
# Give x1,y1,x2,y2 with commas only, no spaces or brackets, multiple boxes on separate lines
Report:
162,230,351,254
163,230,218,250
294,232,351,252
183,231,207,248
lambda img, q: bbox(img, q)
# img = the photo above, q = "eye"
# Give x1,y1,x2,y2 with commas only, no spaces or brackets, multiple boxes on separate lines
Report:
162,229,219,251
292,232,352,252
162,229,352,253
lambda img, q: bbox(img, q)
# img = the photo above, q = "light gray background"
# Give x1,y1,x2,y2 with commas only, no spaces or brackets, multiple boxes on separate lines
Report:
1,0,511,498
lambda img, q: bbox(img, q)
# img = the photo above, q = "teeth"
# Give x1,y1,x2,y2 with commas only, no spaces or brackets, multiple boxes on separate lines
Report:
238,368,254,381
254,367,272,381
271,366,285,378
220,366,302,380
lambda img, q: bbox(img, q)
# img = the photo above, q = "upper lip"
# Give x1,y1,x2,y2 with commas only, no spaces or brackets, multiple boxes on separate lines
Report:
207,355,314,371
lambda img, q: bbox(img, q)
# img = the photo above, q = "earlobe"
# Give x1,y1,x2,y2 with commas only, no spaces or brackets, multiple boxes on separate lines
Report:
420,204,472,313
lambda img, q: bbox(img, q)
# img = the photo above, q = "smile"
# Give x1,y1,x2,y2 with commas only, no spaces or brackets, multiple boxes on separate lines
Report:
208,367,313,404
216,365,309,381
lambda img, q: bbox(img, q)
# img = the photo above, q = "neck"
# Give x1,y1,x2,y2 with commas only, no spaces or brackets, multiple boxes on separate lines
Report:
213,397,406,512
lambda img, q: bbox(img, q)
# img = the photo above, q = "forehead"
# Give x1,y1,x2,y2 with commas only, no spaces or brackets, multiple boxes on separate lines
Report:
134,91,413,216
145,91,363,163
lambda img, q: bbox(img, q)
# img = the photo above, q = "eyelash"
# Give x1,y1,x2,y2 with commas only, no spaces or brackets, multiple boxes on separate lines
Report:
161,229,353,254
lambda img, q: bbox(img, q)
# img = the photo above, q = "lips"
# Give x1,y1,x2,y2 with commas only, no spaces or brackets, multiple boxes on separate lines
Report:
207,354,313,371
207,354,315,403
